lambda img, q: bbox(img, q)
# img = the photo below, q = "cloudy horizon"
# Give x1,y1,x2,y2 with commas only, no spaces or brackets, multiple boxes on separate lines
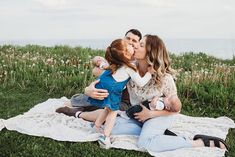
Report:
1,0,235,40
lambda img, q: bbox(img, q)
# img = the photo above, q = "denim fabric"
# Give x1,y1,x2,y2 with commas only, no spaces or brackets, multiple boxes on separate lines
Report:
70,94,91,107
112,115,192,152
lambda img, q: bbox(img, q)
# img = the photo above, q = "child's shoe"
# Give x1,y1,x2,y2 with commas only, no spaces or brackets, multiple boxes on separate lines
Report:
98,135,111,149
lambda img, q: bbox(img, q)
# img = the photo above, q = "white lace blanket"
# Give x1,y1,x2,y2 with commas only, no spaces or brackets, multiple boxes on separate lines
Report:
0,97,234,157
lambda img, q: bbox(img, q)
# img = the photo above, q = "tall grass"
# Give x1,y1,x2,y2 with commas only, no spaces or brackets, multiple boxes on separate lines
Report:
0,45,234,157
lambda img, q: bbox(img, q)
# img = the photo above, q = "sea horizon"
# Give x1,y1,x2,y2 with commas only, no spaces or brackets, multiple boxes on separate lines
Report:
1,38,235,60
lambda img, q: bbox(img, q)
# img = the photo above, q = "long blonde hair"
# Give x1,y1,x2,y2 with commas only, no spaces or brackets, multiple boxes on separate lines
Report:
145,34,175,87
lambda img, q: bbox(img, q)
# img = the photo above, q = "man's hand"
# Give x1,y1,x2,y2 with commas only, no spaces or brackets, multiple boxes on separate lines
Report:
84,79,109,100
134,104,152,122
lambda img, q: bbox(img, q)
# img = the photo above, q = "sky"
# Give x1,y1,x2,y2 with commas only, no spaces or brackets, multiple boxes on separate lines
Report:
0,0,235,40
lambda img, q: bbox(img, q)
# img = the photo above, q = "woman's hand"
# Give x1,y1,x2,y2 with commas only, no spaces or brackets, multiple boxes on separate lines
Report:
84,79,109,100
134,104,153,122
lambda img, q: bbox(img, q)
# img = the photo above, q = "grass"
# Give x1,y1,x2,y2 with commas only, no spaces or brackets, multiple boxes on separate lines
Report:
0,45,234,157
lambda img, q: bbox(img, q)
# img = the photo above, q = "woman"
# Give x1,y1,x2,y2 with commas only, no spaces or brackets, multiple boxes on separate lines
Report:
110,34,227,152
57,35,228,152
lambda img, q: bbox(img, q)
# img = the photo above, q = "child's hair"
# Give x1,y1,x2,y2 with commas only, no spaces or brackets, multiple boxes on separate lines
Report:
105,39,136,74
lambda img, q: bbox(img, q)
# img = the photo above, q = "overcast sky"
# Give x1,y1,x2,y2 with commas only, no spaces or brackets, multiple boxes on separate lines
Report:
0,0,235,40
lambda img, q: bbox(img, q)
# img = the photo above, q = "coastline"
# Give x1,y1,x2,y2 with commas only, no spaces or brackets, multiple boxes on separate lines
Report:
0,38,235,60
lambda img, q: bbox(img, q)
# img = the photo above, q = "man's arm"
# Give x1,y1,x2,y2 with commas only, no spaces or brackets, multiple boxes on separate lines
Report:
84,79,109,100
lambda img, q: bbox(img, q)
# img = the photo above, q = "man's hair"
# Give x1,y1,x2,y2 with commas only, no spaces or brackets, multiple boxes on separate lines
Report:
125,29,142,41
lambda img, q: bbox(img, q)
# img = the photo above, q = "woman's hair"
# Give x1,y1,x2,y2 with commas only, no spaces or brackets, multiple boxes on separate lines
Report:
105,39,136,74
145,34,175,87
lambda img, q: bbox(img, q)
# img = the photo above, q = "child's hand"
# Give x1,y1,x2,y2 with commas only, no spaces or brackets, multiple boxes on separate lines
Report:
91,56,105,67
148,66,156,74
100,61,109,69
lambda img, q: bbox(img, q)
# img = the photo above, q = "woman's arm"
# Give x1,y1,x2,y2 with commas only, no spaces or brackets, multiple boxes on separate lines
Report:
134,74,181,122
134,104,178,122
84,79,109,100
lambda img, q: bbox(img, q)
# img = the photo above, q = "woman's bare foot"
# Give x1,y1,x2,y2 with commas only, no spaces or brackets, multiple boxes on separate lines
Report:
191,134,228,150
192,139,226,149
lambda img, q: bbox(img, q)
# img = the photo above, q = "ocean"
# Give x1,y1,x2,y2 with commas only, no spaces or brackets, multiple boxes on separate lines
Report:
1,39,235,60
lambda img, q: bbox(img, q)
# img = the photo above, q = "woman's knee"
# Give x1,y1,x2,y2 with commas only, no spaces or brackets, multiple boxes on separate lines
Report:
112,118,141,135
137,135,166,152
137,135,151,149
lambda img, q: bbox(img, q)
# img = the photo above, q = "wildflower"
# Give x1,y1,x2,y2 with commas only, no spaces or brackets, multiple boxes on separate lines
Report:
65,59,70,64
32,63,35,67
61,60,64,64
32,57,37,61
10,70,14,74
47,58,53,64
41,69,44,72
81,71,84,74
4,71,7,75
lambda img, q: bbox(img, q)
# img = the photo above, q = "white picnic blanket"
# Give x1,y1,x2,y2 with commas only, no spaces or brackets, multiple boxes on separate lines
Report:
0,97,234,157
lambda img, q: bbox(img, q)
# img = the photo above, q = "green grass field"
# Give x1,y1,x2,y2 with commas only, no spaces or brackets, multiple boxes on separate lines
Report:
0,45,234,157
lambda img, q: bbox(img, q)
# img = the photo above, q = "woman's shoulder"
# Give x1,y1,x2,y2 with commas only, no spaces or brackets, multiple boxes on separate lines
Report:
160,73,176,87
162,73,174,81
161,73,177,96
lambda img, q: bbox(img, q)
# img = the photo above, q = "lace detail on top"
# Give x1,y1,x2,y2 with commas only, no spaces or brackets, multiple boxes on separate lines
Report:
127,73,177,105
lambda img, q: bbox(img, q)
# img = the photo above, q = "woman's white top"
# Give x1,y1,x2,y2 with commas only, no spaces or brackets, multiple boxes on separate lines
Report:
112,66,151,87
127,73,177,105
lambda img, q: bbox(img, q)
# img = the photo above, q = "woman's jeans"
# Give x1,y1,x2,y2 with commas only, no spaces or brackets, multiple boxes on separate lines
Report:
112,116,192,152
71,94,192,152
